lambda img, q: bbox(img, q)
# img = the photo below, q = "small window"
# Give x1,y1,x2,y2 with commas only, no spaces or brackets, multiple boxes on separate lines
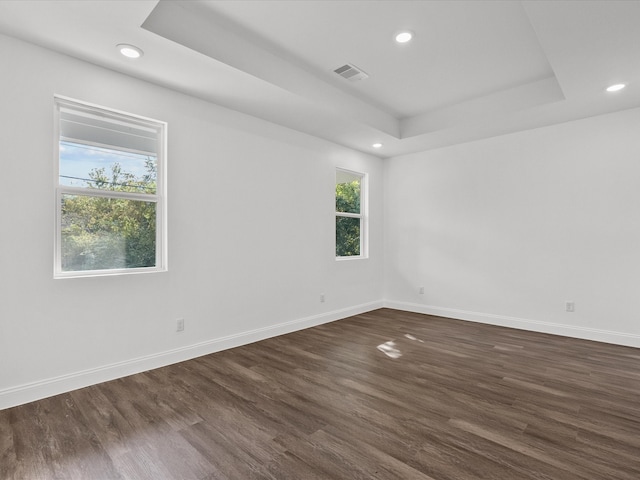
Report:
54,97,167,277
336,168,367,259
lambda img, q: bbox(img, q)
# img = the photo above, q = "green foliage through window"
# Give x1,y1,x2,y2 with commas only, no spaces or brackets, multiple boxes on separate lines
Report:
336,180,361,214
335,172,364,257
60,159,157,271
55,97,165,276
336,214,361,256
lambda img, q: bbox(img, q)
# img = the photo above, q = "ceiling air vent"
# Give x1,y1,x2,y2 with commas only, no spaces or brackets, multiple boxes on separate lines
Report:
334,64,369,82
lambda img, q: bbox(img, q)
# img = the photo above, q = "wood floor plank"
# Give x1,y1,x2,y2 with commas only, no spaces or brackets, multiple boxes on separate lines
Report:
1,308,639,479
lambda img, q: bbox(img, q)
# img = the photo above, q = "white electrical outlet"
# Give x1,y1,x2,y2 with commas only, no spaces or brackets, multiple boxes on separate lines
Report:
176,318,185,332
566,302,575,313
320,293,325,303
419,286,425,295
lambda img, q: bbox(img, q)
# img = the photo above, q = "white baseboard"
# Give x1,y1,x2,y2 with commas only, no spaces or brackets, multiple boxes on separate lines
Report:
0,301,383,410
384,300,640,349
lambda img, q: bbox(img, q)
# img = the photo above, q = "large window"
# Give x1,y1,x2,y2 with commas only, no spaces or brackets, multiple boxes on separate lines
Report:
336,168,367,259
54,97,167,278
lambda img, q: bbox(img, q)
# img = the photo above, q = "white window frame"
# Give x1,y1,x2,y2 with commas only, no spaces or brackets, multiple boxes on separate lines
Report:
53,96,168,278
335,167,368,260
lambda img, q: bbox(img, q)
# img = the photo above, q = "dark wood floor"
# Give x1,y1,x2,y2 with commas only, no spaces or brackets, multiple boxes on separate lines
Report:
1,308,639,479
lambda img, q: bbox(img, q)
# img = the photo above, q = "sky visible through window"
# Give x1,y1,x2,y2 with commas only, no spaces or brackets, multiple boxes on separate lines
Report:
59,141,155,188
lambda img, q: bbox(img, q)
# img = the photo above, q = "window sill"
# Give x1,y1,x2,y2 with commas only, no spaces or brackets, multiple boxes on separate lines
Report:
54,266,167,279
335,255,368,262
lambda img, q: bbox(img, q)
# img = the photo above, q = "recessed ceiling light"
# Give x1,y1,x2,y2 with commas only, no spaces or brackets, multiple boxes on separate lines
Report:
395,31,413,44
117,44,143,59
372,143,383,149
606,83,626,92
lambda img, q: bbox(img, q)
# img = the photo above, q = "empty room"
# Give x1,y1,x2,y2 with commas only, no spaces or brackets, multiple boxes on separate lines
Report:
1,1,639,479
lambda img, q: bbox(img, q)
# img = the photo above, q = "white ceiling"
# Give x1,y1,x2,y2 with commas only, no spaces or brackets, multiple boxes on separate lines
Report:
1,0,639,158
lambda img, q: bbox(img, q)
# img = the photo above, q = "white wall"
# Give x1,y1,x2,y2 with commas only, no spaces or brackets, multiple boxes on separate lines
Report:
384,107,640,347
0,35,384,409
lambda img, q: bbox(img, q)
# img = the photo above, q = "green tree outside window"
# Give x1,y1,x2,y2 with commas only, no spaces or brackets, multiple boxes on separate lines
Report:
336,169,365,258
61,159,158,271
